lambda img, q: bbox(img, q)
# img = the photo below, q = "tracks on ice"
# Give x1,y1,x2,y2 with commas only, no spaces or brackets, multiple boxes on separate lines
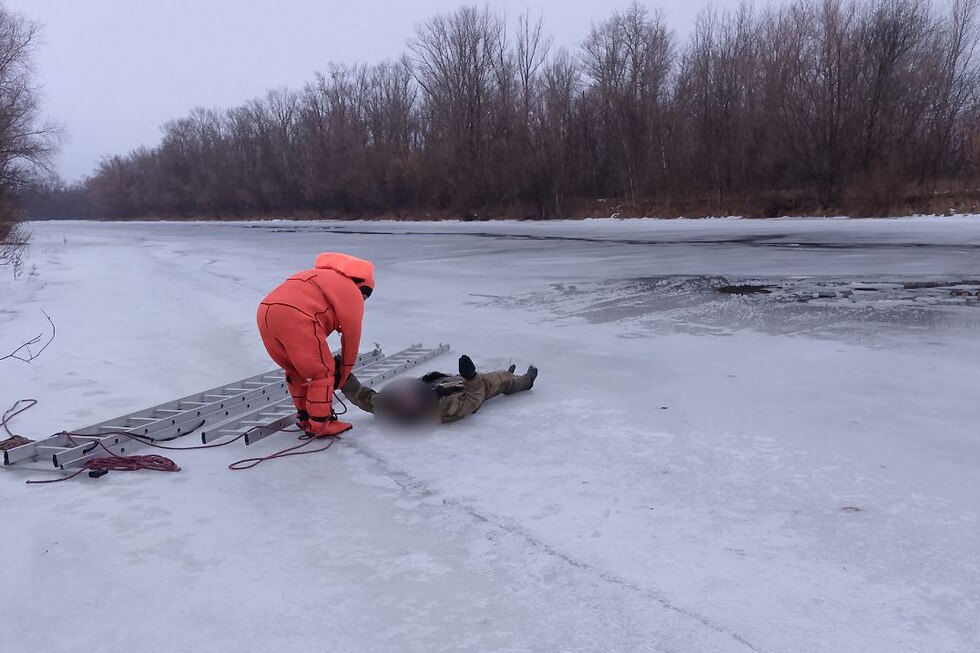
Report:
343,437,765,653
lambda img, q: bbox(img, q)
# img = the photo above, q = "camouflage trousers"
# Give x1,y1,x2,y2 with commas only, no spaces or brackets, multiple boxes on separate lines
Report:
479,370,534,401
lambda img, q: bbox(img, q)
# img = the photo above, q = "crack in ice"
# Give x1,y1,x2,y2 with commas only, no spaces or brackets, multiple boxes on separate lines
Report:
343,438,765,653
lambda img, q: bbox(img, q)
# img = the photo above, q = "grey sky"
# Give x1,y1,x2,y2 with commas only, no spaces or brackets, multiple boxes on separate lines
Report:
8,0,757,182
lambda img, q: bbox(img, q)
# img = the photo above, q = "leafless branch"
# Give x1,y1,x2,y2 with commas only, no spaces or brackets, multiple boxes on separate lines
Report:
1,309,55,363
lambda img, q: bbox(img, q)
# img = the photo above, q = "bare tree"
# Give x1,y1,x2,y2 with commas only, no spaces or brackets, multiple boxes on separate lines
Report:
410,6,506,209
534,49,581,216
516,12,552,122
0,4,59,259
675,4,762,207
582,2,675,208
919,0,979,188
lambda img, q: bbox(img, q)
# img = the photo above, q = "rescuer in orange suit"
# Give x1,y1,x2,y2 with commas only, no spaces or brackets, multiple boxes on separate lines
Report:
256,253,374,437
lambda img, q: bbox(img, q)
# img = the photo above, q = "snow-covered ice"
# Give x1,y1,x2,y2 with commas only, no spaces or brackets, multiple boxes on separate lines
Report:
2,217,979,652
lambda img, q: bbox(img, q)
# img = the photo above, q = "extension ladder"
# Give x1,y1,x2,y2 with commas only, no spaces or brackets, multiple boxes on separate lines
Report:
2,343,450,474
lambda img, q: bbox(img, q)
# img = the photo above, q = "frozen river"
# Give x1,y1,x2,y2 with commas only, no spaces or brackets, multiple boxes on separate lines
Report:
2,217,979,652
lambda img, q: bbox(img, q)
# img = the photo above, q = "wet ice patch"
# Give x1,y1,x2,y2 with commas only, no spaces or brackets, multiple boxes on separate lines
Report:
756,278,980,307
473,276,980,344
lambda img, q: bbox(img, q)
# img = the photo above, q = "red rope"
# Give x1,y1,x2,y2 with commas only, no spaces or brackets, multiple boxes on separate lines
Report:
227,433,337,470
25,431,184,484
26,454,180,484
79,422,340,472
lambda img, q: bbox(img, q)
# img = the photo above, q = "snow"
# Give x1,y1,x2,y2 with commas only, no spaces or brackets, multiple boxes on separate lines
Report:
2,216,980,652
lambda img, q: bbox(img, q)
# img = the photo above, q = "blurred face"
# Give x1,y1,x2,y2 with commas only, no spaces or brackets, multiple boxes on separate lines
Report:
375,381,438,425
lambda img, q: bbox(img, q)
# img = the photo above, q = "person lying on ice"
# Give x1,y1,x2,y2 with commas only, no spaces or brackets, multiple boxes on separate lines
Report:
256,252,374,437
339,354,538,424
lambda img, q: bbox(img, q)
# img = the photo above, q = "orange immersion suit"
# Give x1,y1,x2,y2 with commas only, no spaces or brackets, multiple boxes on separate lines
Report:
256,253,374,437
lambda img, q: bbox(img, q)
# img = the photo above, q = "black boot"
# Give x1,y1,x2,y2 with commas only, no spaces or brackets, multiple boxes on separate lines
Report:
524,365,538,388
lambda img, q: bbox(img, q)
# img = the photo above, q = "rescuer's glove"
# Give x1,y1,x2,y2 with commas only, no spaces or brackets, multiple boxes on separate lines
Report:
296,409,311,432
334,355,344,386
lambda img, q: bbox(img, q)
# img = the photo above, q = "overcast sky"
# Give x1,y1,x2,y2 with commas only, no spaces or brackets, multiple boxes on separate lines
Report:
8,0,759,182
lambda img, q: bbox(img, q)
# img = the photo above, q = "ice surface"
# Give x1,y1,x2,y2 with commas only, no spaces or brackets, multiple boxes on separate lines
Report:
2,217,979,652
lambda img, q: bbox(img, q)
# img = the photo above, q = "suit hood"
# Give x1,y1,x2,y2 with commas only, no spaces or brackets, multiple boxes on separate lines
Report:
314,252,375,290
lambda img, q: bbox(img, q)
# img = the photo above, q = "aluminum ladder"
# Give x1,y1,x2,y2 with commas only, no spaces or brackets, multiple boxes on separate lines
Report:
3,344,450,475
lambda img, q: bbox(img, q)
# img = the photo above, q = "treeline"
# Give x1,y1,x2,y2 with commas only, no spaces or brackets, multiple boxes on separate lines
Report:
39,0,980,220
